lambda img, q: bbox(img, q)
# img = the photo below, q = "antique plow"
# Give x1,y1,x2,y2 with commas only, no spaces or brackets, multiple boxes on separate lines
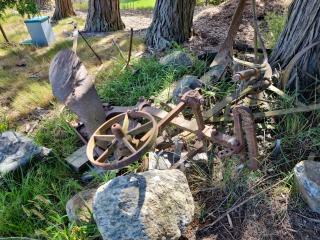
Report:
86,89,259,171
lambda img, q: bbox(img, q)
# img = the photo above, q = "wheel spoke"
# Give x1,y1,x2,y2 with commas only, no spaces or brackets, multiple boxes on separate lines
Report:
122,113,129,133
96,140,117,163
140,129,153,142
128,121,153,136
122,138,137,153
94,134,115,142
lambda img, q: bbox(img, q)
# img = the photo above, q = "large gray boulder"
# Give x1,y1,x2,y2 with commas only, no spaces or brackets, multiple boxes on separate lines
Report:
294,160,320,213
172,75,204,104
0,131,50,175
93,169,194,240
160,51,193,68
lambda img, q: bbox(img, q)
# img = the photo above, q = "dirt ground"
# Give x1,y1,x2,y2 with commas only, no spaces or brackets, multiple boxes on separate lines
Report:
187,0,292,55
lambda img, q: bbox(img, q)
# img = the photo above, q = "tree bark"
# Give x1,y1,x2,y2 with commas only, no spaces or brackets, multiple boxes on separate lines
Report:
84,0,125,33
36,0,52,10
52,0,76,21
270,0,320,92
146,0,196,51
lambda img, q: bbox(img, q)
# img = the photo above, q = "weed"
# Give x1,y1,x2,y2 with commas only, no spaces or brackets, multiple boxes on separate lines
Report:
0,115,9,133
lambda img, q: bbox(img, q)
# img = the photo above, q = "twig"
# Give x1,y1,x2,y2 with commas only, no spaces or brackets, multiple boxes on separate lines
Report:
200,174,293,231
126,28,134,69
292,212,320,224
112,39,127,62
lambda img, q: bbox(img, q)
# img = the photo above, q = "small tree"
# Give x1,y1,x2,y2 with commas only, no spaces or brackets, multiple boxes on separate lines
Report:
146,0,196,51
52,0,76,21
85,0,125,33
0,0,38,43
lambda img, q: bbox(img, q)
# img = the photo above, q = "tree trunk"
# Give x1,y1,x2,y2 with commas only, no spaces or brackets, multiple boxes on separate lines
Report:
36,0,52,10
270,0,320,93
146,0,196,51
84,0,125,33
52,0,76,21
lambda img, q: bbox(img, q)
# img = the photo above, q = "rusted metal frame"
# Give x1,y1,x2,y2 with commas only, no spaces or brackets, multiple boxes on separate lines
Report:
233,106,259,170
157,101,186,130
233,68,261,82
125,28,134,69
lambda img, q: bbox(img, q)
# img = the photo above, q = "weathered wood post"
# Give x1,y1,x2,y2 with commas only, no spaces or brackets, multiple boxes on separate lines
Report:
49,49,106,136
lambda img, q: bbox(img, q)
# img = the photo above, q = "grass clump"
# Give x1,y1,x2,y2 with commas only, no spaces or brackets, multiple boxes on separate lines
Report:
97,56,204,106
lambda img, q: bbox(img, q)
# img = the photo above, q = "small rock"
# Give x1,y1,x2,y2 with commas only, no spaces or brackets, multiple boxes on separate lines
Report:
193,152,208,162
93,169,194,240
148,151,177,170
159,51,193,68
65,146,89,172
294,161,320,213
66,188,96,224
172,75,204,104
0,131,48,175
16,59,26,67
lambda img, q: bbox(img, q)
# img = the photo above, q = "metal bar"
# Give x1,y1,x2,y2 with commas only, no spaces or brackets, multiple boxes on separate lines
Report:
78,31,103,65
0,23,9,43
126,28,134,68
157,102,186,130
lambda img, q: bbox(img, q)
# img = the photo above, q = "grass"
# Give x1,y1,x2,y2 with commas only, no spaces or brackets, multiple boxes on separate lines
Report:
0,111,101,239
97,54,206,106
11,82,53,117
265,12,286,48
121,0,156,10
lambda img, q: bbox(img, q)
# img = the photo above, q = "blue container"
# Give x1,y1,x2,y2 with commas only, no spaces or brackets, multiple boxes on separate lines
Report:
24,16,55,47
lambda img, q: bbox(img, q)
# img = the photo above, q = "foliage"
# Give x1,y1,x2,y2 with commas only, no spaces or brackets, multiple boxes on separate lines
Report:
0,0,38,19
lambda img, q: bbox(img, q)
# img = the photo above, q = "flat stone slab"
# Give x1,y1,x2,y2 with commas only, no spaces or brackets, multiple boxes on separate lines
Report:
294,160,320,213
65,145,89,172
0,131,49,175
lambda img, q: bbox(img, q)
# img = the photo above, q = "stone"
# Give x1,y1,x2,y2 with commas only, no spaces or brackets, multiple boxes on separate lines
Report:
172,75,204,104
93,169,194,240
159,51,193,68
0,131,50,175
148,151,179,170
66,188,97,224
66,145,89,172
294,161,320,213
